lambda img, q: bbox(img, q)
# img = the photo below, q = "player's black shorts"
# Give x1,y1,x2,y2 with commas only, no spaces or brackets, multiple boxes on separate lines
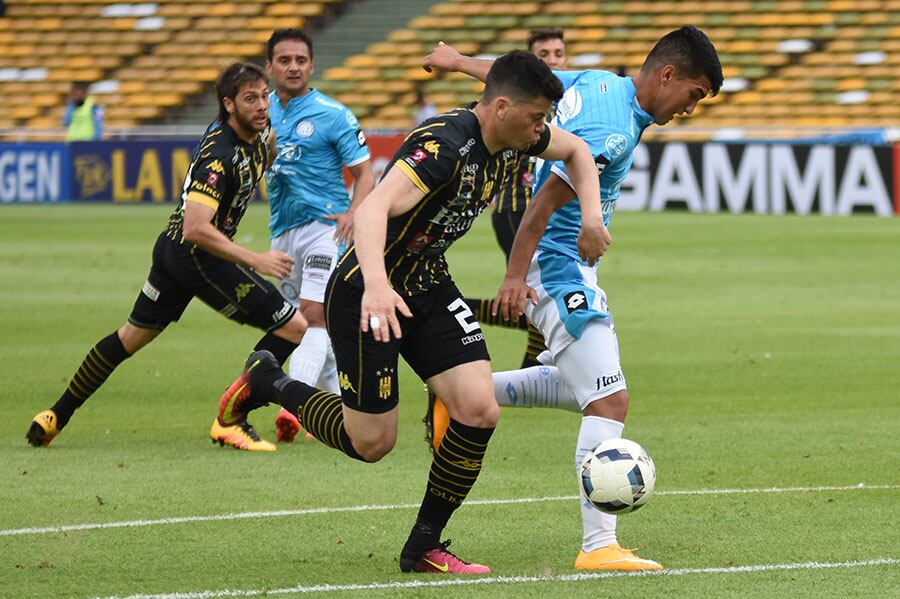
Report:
325,273,490,414
491,210,524,263
128,233,296,332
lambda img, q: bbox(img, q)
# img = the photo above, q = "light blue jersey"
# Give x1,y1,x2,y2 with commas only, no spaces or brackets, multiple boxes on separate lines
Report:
535,71,655,262
267,89,370,238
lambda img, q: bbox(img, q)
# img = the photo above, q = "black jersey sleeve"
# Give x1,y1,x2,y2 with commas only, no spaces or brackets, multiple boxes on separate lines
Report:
523,125,552,157
391,129,459,194
186,153,233,208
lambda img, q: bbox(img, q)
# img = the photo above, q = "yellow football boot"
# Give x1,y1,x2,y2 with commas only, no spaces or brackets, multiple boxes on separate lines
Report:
27,410,60,447
575,544,662,571
210,418,275,452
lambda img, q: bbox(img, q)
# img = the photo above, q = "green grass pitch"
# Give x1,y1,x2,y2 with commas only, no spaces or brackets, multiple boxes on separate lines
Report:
1,204,898,598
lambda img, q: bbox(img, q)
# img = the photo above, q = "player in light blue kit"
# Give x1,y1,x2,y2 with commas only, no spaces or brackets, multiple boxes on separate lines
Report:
265,29,375,442
423,26,722,570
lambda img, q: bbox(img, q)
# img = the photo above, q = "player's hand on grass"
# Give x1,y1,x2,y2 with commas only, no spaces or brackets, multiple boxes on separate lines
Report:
324,211,354,246
361,283,412,343
577,221,611,266
492,277,537,322
253,250,294,279
422,42,462,73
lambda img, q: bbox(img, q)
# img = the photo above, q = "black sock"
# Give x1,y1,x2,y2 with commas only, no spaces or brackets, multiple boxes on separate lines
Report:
52,332,131,429
254,332,298,365
267,379,366,462
410,418,494,547
521,323,546,368
464,298,528,330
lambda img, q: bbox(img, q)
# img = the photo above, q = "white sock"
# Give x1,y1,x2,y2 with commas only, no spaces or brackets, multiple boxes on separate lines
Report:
288,327,329,386
577,415,625,552
492,366,581,412
315,339,340,394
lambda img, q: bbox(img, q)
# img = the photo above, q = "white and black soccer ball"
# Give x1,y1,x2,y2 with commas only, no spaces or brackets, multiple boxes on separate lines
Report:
580,438,656,515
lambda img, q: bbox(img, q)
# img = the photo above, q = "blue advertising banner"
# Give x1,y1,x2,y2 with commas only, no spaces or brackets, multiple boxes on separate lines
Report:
0,143,70,203
69,140,199,202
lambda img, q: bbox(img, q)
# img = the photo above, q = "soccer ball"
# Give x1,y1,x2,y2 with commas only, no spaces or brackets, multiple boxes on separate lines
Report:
579,438,656,514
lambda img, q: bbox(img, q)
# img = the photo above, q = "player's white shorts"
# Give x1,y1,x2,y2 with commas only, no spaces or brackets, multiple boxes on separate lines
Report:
525,249,626,408
271,220,339,306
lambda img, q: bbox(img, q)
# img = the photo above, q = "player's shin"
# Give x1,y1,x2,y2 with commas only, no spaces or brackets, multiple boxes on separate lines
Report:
53,331,131,428
577,415,624,551
403,418,494,558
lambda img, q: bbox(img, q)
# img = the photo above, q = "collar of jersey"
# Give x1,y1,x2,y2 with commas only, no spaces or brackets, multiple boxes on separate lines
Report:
624,77,655,131
271,88,318,117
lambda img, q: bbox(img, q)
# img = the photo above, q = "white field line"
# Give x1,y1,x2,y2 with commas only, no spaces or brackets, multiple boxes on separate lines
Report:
2,483,897,538
91,558,900,599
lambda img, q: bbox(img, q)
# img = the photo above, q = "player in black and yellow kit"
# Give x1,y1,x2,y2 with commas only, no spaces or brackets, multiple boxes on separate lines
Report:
216,51,608,574
26,63,307,451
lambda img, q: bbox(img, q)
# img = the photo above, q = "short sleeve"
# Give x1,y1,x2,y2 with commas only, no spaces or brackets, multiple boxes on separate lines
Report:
333,108,370,168
187,154,232,208
392,129,458,194
523,125,552,157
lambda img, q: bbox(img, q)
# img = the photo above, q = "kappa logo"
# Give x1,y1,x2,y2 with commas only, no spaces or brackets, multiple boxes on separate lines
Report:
338,371,357,393
605,134,627,158
564,291,587,312
208,160,226,174
423,140,441,159
234,283,252,302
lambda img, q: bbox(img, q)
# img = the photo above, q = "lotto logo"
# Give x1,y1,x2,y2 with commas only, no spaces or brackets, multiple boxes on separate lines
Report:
564,291,587,312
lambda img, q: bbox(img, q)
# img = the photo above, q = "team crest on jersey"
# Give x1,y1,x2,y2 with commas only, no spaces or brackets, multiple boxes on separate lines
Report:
605,134,627,158
207,172,219,186
521,171,534,186
295,120,315,138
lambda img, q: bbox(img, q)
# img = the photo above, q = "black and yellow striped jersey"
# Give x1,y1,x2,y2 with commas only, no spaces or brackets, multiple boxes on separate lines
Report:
492,152,536,214
337,108,551,296
164,121,269,243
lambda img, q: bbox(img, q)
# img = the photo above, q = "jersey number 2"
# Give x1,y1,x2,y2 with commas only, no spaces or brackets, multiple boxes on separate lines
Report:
447,298,481,334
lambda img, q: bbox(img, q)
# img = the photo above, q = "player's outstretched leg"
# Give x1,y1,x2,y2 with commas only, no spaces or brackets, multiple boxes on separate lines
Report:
27,330,133,447
423,365,582,452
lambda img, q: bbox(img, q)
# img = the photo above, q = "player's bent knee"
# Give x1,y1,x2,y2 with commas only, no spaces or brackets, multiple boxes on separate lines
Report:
583,389,628,421
456,398,500,428
275,312,307,343
299,301,326,328
351,436,396,462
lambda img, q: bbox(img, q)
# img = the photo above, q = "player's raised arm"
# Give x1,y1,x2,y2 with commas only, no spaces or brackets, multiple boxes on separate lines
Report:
422,42,493,82
351,168,420,342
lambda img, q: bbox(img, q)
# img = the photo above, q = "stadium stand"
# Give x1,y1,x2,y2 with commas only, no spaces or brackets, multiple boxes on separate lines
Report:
0,0,345,137
313,0,900,138
1,0,898,138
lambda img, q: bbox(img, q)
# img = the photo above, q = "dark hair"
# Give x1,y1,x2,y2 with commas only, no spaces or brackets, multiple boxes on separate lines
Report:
641,25,723,96
483,51,564,104
527,28,565,51
216,62,268,123
267,28,314,61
